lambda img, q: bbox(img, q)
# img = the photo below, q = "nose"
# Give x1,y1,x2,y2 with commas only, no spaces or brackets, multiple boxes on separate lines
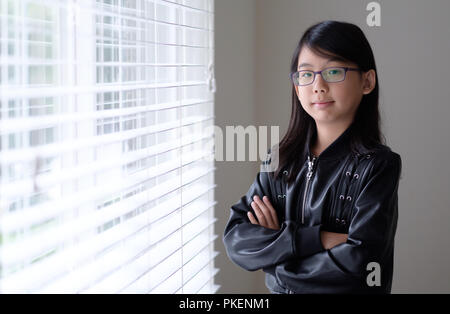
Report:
312,73,329,94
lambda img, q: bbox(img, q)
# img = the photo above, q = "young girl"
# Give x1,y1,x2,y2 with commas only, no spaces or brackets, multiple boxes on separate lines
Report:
223,20,402,294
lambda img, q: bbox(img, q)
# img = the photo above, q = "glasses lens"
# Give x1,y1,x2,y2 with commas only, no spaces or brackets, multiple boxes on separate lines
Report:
295,71,314,86
322,67,345,82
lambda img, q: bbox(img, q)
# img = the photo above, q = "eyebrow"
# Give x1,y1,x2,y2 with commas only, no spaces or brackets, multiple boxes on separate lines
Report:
298,57,347,69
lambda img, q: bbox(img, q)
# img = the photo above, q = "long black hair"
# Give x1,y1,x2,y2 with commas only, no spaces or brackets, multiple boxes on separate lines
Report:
274,20,386,183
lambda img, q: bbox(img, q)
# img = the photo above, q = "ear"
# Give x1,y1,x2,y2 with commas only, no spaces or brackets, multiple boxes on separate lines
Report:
294,85,300,98
362,69,376,95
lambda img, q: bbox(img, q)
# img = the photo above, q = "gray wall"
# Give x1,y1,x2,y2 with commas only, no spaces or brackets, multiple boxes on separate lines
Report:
214,0,264,294
215,0,450,293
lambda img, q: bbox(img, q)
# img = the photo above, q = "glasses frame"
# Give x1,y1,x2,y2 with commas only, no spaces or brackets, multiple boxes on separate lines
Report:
290,66,362,86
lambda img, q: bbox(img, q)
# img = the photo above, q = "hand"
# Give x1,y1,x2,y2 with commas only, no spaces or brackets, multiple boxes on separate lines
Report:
320,231,348,249
247,195,280,230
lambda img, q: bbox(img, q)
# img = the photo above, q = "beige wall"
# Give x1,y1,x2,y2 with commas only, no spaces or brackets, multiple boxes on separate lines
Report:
215,0,450,293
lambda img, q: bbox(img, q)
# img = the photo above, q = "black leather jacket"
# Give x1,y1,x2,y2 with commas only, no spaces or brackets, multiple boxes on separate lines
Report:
222,124,402,294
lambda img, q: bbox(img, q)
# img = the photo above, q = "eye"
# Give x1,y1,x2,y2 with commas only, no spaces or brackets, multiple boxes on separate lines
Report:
327,68,343,76
301,72,312,78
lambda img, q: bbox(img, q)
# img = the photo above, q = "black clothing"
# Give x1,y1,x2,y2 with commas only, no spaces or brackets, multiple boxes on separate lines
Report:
222,123,402,294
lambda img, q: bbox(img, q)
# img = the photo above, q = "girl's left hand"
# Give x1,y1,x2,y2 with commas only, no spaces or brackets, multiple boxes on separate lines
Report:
247,195,280,230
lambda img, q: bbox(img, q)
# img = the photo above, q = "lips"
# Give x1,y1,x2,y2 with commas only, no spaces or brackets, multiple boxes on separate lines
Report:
312,100,334,105
312,101,334,109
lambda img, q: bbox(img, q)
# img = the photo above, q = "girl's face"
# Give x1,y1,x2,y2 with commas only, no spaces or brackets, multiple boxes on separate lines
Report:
295,46,376,126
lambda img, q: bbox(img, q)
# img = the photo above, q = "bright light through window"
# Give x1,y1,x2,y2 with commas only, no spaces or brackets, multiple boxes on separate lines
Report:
0,0,219,294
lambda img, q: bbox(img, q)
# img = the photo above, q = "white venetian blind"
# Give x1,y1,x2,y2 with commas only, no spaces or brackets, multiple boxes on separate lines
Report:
0,0,219,294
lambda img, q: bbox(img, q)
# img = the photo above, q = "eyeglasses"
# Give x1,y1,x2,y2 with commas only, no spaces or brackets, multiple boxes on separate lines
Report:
290,67,361,86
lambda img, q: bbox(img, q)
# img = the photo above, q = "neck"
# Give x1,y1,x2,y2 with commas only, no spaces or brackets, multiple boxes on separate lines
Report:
312,121,353,157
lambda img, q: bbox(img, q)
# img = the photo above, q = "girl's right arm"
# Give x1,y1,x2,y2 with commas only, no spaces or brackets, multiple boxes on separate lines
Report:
222,169,325,271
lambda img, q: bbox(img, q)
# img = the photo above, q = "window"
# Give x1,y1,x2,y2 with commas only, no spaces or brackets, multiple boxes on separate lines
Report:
0,0,218,293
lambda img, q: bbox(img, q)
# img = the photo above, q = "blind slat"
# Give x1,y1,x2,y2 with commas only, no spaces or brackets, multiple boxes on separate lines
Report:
195,275,221,294
1,0,217,294
0,115,214,164
151,252,219,294
1,160,215,233
1,127,213,166
182,254,220,294
0,99,212,134
1,148,214,199
2,208,218,293
0,81,209,98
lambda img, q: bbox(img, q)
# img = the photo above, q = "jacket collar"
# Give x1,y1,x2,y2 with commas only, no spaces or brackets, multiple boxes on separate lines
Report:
304,122,355,161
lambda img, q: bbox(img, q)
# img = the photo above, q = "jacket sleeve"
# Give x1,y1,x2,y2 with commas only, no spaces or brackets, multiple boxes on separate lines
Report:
222,165,324,272
278,152,402,292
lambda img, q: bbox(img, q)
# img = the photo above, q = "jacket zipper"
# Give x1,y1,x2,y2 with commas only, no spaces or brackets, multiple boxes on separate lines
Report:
302,155,316,224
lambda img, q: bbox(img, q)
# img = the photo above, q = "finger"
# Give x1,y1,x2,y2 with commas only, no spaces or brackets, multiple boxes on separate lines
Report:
251,201,267,226
262,196,280,228
247,211,259,225
253,196,273,227
257,195,278,229
260,196,278,229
